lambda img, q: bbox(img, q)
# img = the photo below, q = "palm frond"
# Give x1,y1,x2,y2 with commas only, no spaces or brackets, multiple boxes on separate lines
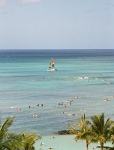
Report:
1,116,15,132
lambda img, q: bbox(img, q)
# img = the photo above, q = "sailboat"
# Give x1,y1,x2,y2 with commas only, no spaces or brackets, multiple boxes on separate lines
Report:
47,59,57,71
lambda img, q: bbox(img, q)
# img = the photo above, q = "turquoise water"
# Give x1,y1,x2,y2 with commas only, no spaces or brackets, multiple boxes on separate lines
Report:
35,135,112,150
0,49,114,136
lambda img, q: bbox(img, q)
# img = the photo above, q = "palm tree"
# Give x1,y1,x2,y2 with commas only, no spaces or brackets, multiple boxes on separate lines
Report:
69,114,91,150
90,113,113,150
110,124,114,147
1,133,23,150
0,116,41,150
1,131,41,150
0,116,15,149
20,132,41,150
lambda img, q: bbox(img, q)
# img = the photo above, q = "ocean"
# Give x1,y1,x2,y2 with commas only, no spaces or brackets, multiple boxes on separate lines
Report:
0,49,114,136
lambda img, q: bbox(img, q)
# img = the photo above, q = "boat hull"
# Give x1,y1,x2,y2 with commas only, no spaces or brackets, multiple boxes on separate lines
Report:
47,68,57,71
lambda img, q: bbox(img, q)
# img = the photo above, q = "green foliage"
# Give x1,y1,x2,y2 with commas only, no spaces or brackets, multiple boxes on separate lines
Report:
0,116,41,150
90,113,113,144
69,113,114,150
69,114,91,150
110,124,114,145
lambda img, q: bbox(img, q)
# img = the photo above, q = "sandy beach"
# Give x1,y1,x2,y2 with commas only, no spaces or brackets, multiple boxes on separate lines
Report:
34,134,112,150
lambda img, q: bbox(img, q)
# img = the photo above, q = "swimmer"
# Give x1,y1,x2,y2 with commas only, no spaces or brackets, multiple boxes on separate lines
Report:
75,96,81,99
11,106,16,109
71,114,74,116
40,143,42,146
80,109,86,112
58,102,63,105
38,104,44,106
32,114,38,118
29,105,35,108
40,142,45,147
63,112,67,114
104,98,109,102
16,108,21,110
67,113,76,116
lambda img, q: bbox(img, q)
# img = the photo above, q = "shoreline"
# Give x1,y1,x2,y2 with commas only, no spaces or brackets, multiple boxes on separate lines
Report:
35,134,112,150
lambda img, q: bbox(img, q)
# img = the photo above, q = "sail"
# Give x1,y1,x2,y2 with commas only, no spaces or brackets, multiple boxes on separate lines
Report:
51,59,54,67
47,58,57,71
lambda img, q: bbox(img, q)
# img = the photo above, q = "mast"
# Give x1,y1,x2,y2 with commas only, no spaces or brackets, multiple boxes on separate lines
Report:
49,62,52,68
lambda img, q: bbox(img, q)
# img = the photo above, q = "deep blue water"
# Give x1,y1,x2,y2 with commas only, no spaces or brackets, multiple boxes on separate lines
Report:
0,49,114,57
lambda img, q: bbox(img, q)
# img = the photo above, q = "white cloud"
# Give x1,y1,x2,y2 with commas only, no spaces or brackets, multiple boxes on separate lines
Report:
0,0,8,6
21,0,41,3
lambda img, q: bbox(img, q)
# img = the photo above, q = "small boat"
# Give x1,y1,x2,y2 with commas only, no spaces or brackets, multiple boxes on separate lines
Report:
47,59,57,71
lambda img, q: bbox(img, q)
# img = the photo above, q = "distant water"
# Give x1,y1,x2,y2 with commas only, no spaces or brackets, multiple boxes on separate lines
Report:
0,49,114,136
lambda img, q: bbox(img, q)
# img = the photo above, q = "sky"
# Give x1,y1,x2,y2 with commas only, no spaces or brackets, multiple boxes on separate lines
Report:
0,0,114,49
